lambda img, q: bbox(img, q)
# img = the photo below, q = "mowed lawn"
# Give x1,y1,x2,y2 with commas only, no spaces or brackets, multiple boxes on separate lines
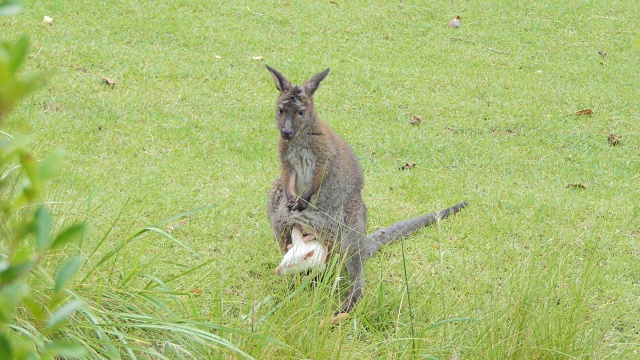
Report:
3,0,640,358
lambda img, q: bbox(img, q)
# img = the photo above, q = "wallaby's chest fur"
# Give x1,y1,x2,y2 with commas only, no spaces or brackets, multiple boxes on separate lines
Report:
283,136,317,195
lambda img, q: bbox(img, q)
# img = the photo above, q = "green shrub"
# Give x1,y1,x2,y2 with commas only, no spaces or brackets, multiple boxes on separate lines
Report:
1,1,86,358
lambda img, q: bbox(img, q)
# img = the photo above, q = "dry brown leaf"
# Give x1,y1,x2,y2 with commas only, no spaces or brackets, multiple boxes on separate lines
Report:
607,133,620,146
319,312,349,329
574,109,593,116
448,16,461,28
411,114,422,125
190,289,203,296
102,77,115,87
565,183,586,190
400,162,416,170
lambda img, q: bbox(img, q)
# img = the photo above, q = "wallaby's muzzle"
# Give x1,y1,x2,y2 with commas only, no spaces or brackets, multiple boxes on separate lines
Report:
280,119,295,140
280,129,294,140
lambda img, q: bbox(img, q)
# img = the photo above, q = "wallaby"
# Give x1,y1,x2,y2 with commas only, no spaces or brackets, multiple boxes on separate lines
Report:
265,65,468,313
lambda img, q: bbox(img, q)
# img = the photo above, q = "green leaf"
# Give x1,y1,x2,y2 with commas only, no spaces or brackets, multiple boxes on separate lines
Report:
45,299,83,330
0,282,29,323
39,149,64,180
42,339,87,359
0,0,23,16
51,222,86,249
0,333,12,359
0,260,33,285
34,206,53,251
8,34,28,74
23,296,46,322
54,256,82,293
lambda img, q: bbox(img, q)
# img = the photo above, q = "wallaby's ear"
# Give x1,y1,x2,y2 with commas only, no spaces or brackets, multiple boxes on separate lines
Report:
266,65,292,93
304,250,315,260
291,227,303,243
303,68,331,96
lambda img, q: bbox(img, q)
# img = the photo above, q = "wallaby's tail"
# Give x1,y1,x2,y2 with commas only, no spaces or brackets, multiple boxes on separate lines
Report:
365,202,468,255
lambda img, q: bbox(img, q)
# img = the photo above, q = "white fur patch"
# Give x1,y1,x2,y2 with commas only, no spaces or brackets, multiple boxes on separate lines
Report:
276,227,327,276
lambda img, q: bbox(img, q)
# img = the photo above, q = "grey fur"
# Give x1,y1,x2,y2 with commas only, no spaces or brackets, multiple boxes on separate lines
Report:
265,66,468,313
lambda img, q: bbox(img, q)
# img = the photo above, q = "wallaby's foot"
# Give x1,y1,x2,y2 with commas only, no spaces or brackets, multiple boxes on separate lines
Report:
319,312,349,329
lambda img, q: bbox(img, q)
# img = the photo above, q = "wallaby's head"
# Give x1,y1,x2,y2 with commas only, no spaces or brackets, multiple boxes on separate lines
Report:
266,65,330,141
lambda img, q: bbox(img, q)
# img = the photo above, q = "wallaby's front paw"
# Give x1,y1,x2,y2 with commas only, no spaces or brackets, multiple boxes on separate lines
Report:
286,200,299,211
296,199,307,211
286,198,307,211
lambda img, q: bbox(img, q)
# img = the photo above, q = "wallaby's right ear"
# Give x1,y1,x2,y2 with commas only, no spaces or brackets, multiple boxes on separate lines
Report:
266,65,292,93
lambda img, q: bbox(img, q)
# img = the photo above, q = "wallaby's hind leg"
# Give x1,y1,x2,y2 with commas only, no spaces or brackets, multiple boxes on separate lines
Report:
338,200,368,313
267,179,291,253
340,243,365,314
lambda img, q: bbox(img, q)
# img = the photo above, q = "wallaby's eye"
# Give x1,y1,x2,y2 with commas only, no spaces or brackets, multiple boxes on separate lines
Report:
298,110,305,116
278,108,283,115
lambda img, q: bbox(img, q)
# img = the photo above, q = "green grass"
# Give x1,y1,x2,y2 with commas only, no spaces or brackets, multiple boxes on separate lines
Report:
3,0,640,358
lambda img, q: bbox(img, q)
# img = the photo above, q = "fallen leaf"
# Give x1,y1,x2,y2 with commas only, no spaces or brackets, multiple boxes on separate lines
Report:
102,77,115,87
190,289,203,296
214,55,223,59
411,114,422,125
400,162,416,170
225,288,233,295
252,56,263,61
574,109,592,116
43,16,53,25
598,50,607,58
492,128,516,136
607,134,620,146
330,0,338,4
565,183,586,190
448,16,461,28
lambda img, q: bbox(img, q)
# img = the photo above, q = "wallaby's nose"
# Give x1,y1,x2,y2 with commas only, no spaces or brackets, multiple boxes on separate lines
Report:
280,129,294,139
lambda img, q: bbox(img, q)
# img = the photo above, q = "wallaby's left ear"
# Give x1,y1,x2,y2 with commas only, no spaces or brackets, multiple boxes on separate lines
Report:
291,227,303,243
303,68,330,96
